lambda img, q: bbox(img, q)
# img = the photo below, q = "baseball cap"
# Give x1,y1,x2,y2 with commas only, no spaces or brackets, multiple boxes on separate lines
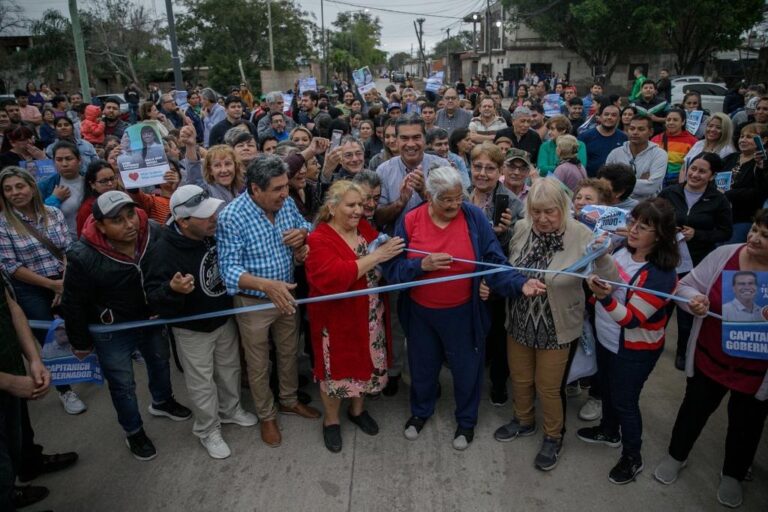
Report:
92,191,138,220
387,102,402,112
505,148,532,167
168,185,224,225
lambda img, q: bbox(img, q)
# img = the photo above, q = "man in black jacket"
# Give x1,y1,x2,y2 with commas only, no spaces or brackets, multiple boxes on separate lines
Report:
208,95,259,146
144,185,258,460
62,191,191,461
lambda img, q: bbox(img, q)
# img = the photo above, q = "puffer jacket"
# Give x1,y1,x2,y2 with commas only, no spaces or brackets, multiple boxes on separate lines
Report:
62,208,160,350
80,105,105,145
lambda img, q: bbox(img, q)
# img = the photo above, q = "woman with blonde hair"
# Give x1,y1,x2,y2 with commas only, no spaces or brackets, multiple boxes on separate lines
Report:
180,124,244,204
553,134,588,193
492,177,619,471
680,112,738,181
289,126,314,151
305,180,405,452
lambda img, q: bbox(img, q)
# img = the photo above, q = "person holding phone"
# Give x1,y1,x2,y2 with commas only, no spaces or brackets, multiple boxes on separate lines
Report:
467,142,523,406
725,123,768,243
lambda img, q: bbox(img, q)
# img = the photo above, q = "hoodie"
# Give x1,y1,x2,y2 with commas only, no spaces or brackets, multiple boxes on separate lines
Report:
80,105,105,145
605,141,668,200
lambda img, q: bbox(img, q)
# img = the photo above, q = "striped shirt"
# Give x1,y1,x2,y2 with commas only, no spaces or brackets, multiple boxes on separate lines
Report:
217,192,311,297
0,206,69,278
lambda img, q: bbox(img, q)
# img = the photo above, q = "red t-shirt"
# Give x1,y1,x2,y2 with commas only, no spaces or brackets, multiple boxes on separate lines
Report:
696,246,768,394
405,206,475,309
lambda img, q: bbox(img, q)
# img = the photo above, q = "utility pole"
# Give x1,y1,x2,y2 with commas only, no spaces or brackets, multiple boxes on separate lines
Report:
445,28,451,83
267,0,275,71
414,18,427,78
164,0,184,91
321,0,327,86
472,13,478,54
486,0,492,79
68,0,91,102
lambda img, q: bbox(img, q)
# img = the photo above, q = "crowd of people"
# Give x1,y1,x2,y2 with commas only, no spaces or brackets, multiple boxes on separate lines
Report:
1,71,767,511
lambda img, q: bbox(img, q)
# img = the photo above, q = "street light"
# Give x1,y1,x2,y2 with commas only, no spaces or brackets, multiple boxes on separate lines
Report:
472,13,478,54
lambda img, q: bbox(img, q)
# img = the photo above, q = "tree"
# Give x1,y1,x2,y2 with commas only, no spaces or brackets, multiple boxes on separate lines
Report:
388,52,410,72
661,0,764,74
502,0,666,82
0,0,25,35
328,12,387,79
24,10,77,80
176,0,315,92
430,31,474,59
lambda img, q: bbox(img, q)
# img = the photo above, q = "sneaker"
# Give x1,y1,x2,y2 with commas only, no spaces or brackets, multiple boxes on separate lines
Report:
534,436,563,471
221,408,258,427
578,398,602,421
609,454,644,484
347,410,379,436
383,375,400,397
452,427,474,451
493,419,536,442
149,398,192,421
717,475,743,508
200,430,231,459
653,455,687,485
131,349,145,365
403,416,426,441
490,387,508,407
125,429,157,461
576,426,621,448
59,390,87,415
566,384,581,398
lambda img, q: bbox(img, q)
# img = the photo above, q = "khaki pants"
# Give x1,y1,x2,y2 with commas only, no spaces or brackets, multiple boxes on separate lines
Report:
173,318,242,438
234,296,299,421
508,337,570,439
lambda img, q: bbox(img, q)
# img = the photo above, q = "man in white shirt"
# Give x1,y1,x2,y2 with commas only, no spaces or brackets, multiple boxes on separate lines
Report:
723,272,765,322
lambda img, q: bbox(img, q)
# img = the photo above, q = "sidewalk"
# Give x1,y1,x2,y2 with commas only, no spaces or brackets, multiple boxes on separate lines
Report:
29,333,767,512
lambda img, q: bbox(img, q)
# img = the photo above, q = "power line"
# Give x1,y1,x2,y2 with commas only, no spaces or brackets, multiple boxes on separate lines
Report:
323,0,464,19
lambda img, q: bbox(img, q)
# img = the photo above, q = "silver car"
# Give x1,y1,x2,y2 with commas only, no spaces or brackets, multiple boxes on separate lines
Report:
670,82,728,113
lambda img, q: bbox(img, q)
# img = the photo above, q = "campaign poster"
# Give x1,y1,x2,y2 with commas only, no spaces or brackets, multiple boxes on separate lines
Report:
42,318,103,386
543,93,562,117
21,159,57,182
299,77,317,94
715,171,732,192
116,122,169,188
686,110,704,135
353,66,375,94
424,71,444,93
282,93,293,112
721,270,768,360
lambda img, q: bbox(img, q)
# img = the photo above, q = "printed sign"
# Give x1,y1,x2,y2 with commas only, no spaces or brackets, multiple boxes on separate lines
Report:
715,171,732,192
116,122,169,188
299,77,317,94
578,205,628,232
20,159,57,182
282,93,293,112
686,110,704,135
424,71,444,93
42,319,103,386
352,66,375,94
721,270,768,360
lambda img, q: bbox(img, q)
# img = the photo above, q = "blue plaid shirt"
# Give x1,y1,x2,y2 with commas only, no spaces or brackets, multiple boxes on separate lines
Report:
0,206,69,278
217,192,311,297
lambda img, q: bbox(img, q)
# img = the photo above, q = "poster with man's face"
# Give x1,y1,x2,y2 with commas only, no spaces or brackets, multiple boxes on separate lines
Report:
721,271,768,360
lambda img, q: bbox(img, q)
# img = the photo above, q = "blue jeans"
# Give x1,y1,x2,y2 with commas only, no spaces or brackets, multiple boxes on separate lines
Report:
93,327,173,435
597,343,661,459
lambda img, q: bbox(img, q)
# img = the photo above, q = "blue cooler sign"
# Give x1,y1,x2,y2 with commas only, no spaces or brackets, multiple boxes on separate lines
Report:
721,271,768,360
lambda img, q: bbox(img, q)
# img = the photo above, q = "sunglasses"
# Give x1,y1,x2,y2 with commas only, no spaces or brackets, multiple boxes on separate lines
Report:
173,190,209,215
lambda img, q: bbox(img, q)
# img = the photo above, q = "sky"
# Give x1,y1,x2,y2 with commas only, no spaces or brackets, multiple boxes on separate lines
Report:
20,0,487,56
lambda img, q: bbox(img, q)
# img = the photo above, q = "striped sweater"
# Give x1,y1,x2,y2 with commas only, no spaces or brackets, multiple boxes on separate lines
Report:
597,261,677,359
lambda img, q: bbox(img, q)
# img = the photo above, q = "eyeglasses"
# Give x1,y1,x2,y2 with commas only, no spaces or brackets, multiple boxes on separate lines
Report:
435,195,463,206
173,190,208,215
504,161,528,172
94,176,117,185
471,164,499,174
627,219,655,233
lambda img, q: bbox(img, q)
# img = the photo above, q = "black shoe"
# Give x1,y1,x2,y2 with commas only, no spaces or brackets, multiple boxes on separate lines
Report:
13,485,49,508
490,387,508,406
298,374,310,388
576,426,621,448
17,452,79,482
383,375,400,397
125,428,157,461
347,410,379,435
323,424,342,453
534,436,562,471
297,389,312,405
403,416,426,441
453,427,474,450
674,354,686,371
148,397,192,421
609,455,644,485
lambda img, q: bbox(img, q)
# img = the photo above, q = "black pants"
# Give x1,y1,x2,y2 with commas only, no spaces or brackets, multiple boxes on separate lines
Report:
0,393,22,512
485,299,508,391
668,369,768,480
675,308,694,359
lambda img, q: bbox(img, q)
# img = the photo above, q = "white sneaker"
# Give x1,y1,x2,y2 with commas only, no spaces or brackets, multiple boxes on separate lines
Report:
221,408,259,427
579,398,602,421
200,430,231,459
59,390,87,415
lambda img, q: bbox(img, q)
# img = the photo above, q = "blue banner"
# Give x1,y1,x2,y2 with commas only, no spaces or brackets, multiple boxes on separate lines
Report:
42,319,104,385
721,270,768,360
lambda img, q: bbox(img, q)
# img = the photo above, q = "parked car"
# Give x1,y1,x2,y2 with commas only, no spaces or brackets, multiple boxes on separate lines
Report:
671,82,727,113
392,72,406,84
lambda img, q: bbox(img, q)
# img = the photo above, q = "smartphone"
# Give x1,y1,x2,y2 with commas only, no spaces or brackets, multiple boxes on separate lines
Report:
755,135,767,161
330,129,343,150
493,194,510,225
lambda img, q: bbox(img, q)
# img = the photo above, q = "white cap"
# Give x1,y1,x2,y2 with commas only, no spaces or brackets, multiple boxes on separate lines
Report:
168,185,224,225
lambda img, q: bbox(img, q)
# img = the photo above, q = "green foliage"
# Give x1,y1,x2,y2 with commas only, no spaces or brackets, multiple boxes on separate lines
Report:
176,0,315,92
388,52,410,72
328,12,386,78
430,31,474,59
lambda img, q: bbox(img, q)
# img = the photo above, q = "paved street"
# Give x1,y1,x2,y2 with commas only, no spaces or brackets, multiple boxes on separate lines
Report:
28,322,768,512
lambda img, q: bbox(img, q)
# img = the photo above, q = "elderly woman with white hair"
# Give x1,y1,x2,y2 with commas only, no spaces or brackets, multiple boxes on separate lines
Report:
492,177,619,472
383,166,545,451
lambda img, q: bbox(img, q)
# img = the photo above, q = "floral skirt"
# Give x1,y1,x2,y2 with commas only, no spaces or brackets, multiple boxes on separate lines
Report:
320,293,388,398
